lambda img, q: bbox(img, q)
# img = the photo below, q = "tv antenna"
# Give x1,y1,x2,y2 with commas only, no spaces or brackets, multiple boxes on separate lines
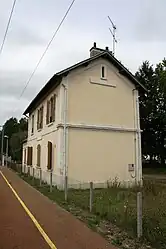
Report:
108,16,117,55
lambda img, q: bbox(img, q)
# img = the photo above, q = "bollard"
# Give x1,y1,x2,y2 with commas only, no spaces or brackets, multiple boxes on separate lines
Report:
50,171,53,193
40,168,42,186
137,192,143,238
64,175,68,201
32,168,35,184
89,182,93,212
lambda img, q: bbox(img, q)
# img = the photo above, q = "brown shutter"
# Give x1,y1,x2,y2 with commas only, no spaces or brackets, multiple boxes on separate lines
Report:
37,110,39,130
41,106,43,129
47,141,52,170
37,144,41,167
52,95,56,122
46,101,49,124
27,147,31,165
30,147,33,166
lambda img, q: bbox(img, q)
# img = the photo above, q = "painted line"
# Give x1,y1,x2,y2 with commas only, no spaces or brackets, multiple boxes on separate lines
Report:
0,171,57,249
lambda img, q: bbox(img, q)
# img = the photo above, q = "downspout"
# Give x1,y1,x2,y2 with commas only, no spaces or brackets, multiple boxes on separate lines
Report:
133,89,142,185
62,79,68,179
135,90,142,186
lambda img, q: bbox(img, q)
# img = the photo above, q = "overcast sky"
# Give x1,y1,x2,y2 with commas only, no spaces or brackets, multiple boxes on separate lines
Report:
0,0,165,124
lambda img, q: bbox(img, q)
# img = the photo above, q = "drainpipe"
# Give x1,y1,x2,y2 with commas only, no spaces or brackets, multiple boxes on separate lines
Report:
135,90,142,185
62,80,68,179
133,89,142,185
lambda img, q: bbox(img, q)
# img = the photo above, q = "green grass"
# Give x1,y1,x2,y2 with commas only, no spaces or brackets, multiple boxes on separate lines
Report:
17,171,166,249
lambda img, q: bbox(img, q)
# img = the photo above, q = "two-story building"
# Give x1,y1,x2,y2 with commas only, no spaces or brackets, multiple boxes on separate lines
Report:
22,43,145,188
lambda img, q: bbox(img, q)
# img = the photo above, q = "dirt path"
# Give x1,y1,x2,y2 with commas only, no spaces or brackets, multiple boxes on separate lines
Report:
0,167,116,249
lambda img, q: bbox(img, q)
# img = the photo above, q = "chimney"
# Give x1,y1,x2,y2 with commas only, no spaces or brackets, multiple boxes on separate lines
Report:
90,42,102,57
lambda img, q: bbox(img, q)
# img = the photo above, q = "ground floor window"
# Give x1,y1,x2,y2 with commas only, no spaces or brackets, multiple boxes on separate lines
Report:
27,146,33,166
37,144,41,167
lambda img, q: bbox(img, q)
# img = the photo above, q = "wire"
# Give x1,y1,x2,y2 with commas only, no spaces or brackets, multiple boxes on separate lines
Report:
19,0,76,99
0,0,17,56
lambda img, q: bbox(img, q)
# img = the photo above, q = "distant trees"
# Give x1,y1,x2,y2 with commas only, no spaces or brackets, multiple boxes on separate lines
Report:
0,117,28,162
136,59,166,166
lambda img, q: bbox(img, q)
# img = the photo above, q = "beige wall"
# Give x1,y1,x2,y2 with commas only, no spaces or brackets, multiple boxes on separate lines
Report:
66,58,138,186
67,58,136,128
68,129,136,185
25,83,64,177
27,85,62,139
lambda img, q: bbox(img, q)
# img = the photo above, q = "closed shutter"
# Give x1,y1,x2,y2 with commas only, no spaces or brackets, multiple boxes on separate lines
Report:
47,141,52,170
27,147,31,165
37,144,41,167
24,148,26,164
46,101,49,124
52,95,56,122
37,110,39,130
41,106,43,129
30,147,33,166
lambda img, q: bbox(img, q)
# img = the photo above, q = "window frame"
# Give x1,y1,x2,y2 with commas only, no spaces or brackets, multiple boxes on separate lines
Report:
46,94,56,125
37,106,44,130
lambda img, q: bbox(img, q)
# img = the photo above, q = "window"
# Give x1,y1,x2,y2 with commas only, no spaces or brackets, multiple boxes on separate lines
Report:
37,106,43,130
46,94,56,124
27,146,33,166
37,144,41,167
101,65,106,79
31,115,34,135
47,141,53,170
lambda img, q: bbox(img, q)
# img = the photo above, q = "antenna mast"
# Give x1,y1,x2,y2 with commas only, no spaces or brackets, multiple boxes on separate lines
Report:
108,16,117,55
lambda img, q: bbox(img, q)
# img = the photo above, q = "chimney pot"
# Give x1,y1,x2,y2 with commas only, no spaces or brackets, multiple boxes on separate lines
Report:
94,42,96,48
105,46,109,51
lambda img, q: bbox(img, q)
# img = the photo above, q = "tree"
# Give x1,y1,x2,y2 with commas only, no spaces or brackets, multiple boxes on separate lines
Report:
136,60,166,166
0,117,28,162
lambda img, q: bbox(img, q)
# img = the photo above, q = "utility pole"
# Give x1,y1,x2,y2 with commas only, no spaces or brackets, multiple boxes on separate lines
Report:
108,16,117,56
5,135,9,166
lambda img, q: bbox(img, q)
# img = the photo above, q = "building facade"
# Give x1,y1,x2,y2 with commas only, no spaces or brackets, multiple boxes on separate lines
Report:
22,43,145,188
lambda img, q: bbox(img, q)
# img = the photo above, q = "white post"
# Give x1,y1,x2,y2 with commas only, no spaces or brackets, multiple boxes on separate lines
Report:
50,171,52,192
137,191,143,238
90,182,93,212
6,137,8,167
64,175,68,201
40,168,42,186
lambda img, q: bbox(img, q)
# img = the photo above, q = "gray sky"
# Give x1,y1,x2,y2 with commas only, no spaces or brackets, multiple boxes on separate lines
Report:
0,0,166,124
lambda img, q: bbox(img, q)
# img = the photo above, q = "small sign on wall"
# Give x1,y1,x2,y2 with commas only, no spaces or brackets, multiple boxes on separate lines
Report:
128,163,135,172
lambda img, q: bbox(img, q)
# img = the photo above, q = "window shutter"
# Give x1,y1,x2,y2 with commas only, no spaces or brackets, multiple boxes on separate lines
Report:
27,147,31,165
52,95,56,122
37,110,39,130
47,141,52,170
46,101,49,124
41,106,43,128
37,144,41,167
30,147,33,166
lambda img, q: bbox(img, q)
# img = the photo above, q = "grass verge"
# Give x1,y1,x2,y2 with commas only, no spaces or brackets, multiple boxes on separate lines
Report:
15,171,166,249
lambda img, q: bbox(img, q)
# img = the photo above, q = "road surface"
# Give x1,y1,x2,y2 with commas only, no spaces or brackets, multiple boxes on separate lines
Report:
0,167,116,249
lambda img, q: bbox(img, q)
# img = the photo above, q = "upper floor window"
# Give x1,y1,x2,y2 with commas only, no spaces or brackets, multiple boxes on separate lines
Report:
46,94,56,124
31,114,34,135
37,106,43,130
101,65,107,79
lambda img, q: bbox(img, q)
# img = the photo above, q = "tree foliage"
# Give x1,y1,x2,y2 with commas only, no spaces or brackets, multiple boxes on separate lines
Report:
0,117,28,162
136,59,166,166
